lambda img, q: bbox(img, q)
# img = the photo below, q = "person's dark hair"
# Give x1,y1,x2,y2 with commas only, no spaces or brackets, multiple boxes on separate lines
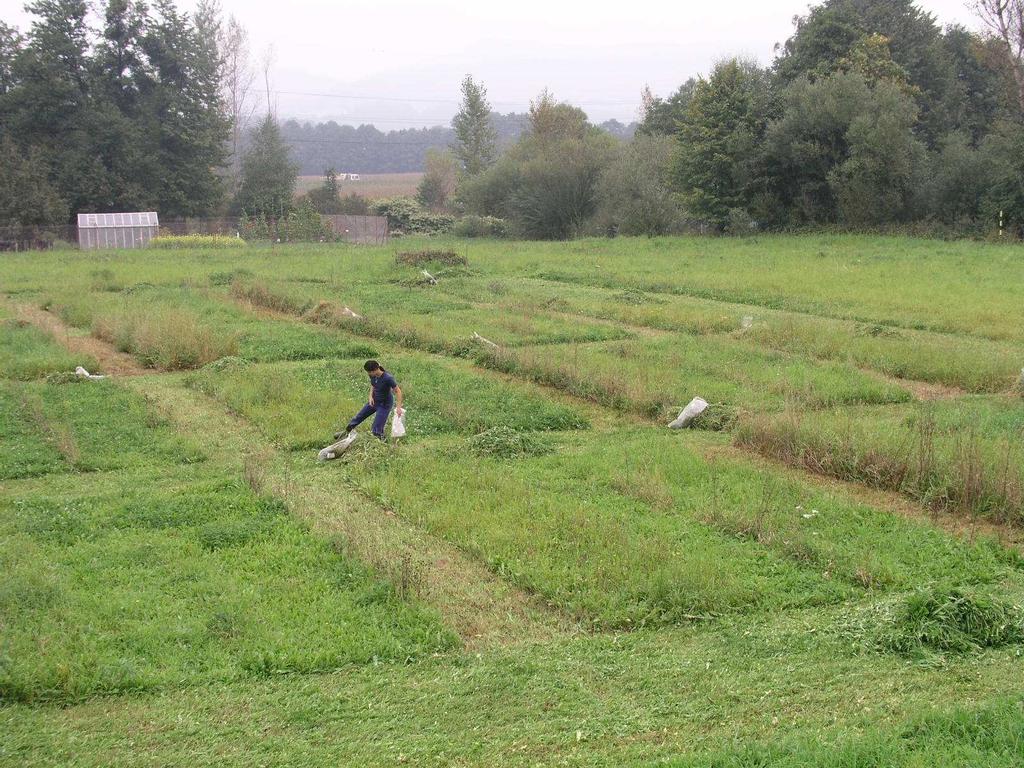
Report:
364,359,381,372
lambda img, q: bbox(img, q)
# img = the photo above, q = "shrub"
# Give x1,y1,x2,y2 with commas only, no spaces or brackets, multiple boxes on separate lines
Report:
467,426,554,459
277,200,335,242
453,215,508,238
151,235,245,250
372,197,454,236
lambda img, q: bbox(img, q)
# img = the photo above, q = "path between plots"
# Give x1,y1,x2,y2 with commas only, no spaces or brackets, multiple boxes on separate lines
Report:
127,376,577,650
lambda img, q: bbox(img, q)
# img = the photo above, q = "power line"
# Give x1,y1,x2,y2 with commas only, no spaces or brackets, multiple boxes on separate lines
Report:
274,89,641,108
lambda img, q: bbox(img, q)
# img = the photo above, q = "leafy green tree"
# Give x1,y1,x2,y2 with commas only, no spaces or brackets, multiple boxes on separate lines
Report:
672,59,777,229
979,119,1024,235
594,134,683,236
637,80,697,136
767,71,926,225
775,0,959,146
922,132,998,225
233,114,298,218
460,92,616,239
0,0,229,219
299,169,342,213
416,148,460,211
527,88,588,143
451,75,497,176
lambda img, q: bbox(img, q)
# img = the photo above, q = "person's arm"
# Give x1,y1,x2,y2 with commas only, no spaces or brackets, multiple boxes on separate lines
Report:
369,385,374,406
394,385,403,414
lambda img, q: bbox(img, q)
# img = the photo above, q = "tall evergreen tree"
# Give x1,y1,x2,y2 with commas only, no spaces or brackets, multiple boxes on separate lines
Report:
233,114,297,217
451,75,497,176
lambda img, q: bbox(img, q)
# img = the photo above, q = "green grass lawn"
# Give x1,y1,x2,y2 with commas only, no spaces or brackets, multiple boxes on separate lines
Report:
2,233,1024,766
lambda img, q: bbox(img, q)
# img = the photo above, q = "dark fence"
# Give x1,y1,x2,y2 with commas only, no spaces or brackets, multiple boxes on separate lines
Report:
321,214,389,245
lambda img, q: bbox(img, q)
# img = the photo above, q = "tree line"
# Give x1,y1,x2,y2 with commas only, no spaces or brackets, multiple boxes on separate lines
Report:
1,0,1023,239
447,0,1024,237
276,115,635,175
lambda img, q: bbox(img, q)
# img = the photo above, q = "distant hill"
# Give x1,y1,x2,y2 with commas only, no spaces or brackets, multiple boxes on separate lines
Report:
278,113,636,175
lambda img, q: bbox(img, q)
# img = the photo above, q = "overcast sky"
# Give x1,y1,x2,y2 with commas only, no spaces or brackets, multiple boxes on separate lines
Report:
1,0,981,127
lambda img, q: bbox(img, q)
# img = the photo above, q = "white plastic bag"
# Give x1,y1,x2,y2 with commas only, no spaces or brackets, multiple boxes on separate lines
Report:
391,407,407,438
318,430,358,461
668,397,708,429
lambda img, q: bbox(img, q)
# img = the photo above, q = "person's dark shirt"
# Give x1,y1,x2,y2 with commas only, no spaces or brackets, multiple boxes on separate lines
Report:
370,371,398,407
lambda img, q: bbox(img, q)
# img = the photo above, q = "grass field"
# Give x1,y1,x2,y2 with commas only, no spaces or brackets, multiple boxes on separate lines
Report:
2,233,1024,766
294,172,423,200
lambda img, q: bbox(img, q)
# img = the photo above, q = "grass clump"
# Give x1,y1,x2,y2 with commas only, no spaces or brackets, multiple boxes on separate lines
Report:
395,249,466,266
467,426,554,459
230,276,311,315
92,308,238,370
843,585,1024,657
151,234,245,249
209,268,254,286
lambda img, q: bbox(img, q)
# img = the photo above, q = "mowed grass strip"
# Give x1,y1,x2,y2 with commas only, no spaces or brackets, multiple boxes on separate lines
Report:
598,431,1014,589
187,357,588,449
0,379,202,479
341,429,1010,627
0,311,95,380
230,275,633,355
479,335,911,419
3,608,1024,768
344,432,852,627
735,398,1024,526
496,235,1024,342
0,473,455,704
438,276,1024,393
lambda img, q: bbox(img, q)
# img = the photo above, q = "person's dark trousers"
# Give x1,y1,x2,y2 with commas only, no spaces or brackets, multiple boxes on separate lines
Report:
347,403,392,438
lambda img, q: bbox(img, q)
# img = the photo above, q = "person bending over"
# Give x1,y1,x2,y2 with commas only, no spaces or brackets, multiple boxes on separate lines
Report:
338,360,403,440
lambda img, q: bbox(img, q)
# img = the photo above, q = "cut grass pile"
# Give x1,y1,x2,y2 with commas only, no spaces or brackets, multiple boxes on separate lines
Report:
0,379,202,479
395,249,467,266
480,335,911,418
735,399,1024,524
0,315,95,380
467,426,554,459
841,584,1024,658
188,357,588,449
0,475,454,703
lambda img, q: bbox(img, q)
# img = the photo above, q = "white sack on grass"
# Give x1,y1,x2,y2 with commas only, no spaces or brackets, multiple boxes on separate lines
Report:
668,397,708,429
75,366,106,380
391,407,407,438
318,430,358,461
472,331,499,348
